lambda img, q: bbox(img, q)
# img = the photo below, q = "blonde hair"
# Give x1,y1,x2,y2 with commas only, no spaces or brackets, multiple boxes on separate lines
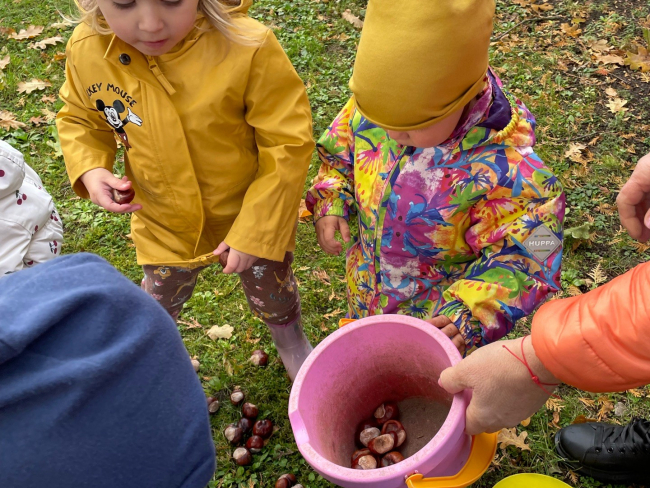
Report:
72,0,257,45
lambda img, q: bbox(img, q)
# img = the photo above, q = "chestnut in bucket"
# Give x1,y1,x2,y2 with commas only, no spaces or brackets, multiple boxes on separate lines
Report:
355,417,379,447
374,402,399,424
381,420,407,447
380,451,405,467
351,448,378,470
367,433,396,455
359,427,380,447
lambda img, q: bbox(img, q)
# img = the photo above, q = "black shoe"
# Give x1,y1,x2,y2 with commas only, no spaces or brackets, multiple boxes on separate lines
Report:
555,419,650,484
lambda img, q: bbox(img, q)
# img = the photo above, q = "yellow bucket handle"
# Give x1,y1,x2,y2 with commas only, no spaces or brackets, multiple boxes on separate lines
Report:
405,432,498,488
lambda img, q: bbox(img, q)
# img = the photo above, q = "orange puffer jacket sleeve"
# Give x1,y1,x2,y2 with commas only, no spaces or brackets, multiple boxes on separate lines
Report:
531,261,650,392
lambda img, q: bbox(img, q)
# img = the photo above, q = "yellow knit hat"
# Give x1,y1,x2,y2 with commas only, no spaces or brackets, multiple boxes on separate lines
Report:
349,0,496,131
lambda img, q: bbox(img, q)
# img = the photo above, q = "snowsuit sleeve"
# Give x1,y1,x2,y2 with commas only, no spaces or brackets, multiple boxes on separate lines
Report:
532,261,650,392
224,29,314,261
438,152,565,350
56,37,118,199
305,97,356,220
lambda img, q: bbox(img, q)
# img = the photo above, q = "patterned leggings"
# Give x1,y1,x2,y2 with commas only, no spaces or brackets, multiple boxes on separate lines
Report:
141,253,301,325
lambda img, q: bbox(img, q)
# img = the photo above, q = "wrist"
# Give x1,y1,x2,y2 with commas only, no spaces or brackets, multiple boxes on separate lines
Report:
520,335,560,385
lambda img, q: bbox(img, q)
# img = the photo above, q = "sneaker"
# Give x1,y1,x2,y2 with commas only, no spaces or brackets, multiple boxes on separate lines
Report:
555,419,650,484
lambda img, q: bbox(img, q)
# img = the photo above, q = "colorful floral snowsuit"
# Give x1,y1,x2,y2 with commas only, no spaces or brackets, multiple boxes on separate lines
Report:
307,71,566,350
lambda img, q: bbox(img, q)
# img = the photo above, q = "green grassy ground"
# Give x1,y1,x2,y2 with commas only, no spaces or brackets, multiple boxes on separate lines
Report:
1,0,650,486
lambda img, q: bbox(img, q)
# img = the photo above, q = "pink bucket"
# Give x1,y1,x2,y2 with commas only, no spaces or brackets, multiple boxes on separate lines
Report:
288,315,496,488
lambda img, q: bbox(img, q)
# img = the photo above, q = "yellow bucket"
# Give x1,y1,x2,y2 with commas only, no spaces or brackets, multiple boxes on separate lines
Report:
494,474,571,487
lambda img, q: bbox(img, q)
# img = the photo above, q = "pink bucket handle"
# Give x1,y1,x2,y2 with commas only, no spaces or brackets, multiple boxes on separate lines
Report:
405,432,498,488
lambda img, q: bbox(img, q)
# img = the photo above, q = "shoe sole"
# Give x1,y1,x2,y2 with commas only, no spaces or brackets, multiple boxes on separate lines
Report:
555,432,650,485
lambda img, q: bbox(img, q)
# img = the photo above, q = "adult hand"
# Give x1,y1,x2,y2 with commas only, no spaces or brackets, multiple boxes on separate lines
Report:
426,315,465,355
617,152,650,242
79,168,142,214
315,216,351,255
439,336,559,435
213,242,259,274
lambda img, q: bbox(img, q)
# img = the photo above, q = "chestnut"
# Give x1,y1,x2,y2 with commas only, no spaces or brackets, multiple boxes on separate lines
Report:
374,402,399,424
246,435,264,454
238,417,253,434
242,402,259,420
224,424,243,445
381,420,407,447
275,474,297,488
230,388,245,405
380,451,405,467
111,187,135,205
352,454,378,470
207,398,220,414
359,427,380,447
253,419,273,439
191,359,200,372
355,417,379,447
351,448,372,464
250,349,269,366
367,433,395,455
232,447,252,466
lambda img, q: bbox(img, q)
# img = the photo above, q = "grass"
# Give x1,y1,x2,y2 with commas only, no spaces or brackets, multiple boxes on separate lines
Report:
1,0,650,486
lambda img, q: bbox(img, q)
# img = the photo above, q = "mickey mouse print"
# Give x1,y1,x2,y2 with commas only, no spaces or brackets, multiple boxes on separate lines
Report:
96,98,143,149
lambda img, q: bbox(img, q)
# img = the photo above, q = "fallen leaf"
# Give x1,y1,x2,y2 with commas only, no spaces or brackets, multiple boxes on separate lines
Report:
40,107,56,121
546,398,565,412
0,55,9,71
497,427,531,451
628,389,644,397
572,415,597,424
323,308,344,319
17,78,51,94
30,36,64,50
579,397,596,408
342,9,364,29
568,471,579,484
520,417,531,427
561,23,582,37
564,142,586,163
207,323,234,340
28,116,46,126
587,39,611,52
606,97,628,114
625,46,650,72
41,94,56,103
566,285,583,296
312,269,331,285
0,110,26,130
597,396,614,420
53,51,66,61
49,20,75,29
512,0,531,6
605,87,618,97
0,27,17,37
549,410,561,429
593,53,625,65
177,317,203,329
531,3,553,13
298,199,312,219
8,25,44,40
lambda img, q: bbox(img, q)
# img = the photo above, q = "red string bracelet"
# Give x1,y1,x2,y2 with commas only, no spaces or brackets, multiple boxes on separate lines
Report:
502,336,561,399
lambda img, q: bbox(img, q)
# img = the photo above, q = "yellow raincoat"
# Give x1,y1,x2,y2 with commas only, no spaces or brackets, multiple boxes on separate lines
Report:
57,2,314,268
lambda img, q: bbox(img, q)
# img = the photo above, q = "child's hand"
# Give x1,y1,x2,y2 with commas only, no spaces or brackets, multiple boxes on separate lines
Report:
213,242,259,274
315,216,351,255
426,315,466,355
79,168,142,214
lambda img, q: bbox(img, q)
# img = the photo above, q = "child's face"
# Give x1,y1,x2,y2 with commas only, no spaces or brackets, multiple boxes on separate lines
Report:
384,107,465,149
96,0,200,56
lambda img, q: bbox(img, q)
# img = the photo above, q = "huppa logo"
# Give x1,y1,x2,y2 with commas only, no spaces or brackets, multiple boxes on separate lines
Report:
96,98,143,150
523,224,562,261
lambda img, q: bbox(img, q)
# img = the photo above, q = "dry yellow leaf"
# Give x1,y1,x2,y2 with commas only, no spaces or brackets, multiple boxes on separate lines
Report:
561,23,582,38
298,199,312,219
564,142,586,163
41,94,56,103
0,110,27,130
627,389,644,397
342,9,364,29
28,116,46,126
53,51,67,61
49,20,74,30
625,46,650,73
512,0,531,6
17,78,51,94
520,417,531,427
0,55,9,71
606,97,628,114
30,36,64,50
40,107,56,122
594,53,625,65
531,3,553,13
8,25,44,40
567,285,583,296
497,427,531,451
579,397,596,408
206,323,233,340
546,398,565,412
587,39,610,52
312,269,331,285
605,87,618,97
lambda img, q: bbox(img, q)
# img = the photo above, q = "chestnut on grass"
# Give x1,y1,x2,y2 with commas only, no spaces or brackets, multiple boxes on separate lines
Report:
238,417,253,434
253,419,273,439
206,397,220,414
367,433,396,455
246,435,264,454
380,451,405,467
230,388,245,405
374,402,399,424
224,424,243,445
233,447,252,466
381,420,407,447
250,349,269,366
275,473,297,488
242,402,259,420
191,359,200,372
